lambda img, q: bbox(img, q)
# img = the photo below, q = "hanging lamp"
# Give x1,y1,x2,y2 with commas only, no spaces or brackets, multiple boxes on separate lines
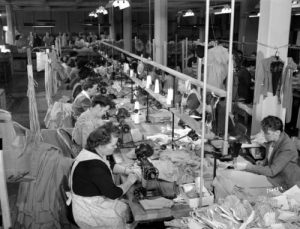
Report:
113,0,130,10
183,9,195,17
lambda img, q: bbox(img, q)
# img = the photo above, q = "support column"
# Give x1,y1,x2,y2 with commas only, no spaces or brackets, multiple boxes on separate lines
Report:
154,0,167,65
251,0,291,134
123,7,132,52
0,17,4,45
109,7,116,41
5,4,15,45
237,0,249,52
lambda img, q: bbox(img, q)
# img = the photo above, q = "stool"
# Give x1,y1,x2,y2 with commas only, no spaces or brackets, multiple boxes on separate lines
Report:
0,89,6,109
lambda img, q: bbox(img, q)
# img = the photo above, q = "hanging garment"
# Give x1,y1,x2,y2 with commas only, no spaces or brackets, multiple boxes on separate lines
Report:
282,58,297,123
254,56,284,104
16,146,73,229
36,52,47,72
207,46,229,90
270,60,284,96
237,67,253,104
67,149,128,229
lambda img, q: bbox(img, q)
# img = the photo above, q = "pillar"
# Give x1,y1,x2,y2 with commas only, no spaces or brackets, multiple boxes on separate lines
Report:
251,0,291,134
109,7,116,41
123,7,132,52
237,0,249,53
0,16,4,45
154,0,167,65
5,4,15,45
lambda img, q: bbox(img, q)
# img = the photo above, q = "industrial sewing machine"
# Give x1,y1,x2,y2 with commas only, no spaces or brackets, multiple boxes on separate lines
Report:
133,144,162,199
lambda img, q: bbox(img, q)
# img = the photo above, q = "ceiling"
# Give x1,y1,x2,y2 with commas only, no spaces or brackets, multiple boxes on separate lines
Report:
0,0,240,12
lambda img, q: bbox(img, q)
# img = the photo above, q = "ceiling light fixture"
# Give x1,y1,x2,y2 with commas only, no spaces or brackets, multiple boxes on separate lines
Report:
292,0,300,8
113,0,130,10
96,6,108,15
214,5,232,15
183,9,195,17
89,11,98,18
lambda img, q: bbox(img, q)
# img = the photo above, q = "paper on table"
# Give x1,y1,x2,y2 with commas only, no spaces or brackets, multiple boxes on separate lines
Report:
241,142,261,148
283,185,300,204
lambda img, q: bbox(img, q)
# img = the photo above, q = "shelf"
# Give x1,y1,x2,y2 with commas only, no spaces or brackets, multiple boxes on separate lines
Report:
169,108,202,135
99,41,227,98
98,46,212,139
129,75,172,109
127,74,204,135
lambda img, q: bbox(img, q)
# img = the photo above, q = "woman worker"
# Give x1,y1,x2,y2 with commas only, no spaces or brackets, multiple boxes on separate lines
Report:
68,122,140,229
72,94,115,147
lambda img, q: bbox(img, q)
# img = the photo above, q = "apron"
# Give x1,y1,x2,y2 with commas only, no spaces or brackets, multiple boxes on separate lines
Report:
66,149,128,229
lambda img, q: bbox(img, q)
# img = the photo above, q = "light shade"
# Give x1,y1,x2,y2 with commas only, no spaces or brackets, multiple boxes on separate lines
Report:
214,6,232,15
292,0,300,8
183,9,195,17
113,0,130,10
96,6,108,15
89,11,98,18
119,0,130,9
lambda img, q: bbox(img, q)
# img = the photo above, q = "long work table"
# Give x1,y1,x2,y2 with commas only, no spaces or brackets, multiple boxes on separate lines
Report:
113,119,192,223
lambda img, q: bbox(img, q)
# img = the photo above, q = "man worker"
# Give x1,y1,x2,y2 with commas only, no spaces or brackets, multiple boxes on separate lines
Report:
72,79,98,120
238,115,300,190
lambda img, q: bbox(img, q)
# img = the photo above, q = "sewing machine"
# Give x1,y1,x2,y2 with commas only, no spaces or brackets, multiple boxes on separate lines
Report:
134,144,161,199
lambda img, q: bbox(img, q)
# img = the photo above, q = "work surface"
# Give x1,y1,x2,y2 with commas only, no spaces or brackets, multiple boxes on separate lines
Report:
114,142,192,223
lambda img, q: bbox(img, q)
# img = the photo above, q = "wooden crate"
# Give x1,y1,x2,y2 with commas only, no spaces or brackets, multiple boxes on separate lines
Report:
0,89,6,109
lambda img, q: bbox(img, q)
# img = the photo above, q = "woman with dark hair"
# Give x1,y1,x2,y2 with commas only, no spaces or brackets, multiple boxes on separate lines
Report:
68,122,140,228
72,94,115,147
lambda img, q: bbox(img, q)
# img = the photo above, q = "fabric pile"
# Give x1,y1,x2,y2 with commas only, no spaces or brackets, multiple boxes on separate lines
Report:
159,149,209,185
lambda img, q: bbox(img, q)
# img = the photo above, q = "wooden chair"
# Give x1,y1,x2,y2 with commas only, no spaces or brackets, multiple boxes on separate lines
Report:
57,128,81,158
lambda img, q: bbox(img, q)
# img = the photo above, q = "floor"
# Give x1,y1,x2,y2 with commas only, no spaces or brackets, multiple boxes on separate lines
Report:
1,70,167,228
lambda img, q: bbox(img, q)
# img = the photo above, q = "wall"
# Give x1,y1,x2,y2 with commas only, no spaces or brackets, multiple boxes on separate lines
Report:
14,11,100,37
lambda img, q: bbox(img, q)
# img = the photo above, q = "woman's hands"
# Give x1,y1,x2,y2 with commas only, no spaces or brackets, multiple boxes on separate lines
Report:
127,173,138,184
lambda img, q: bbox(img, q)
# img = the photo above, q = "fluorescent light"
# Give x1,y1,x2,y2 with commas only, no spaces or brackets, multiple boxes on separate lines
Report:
249,12,260,18
32,25,55,28
183,9,195,17
294,13,300,16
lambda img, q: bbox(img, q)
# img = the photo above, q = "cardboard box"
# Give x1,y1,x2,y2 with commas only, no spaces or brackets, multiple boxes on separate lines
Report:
180,183,214,208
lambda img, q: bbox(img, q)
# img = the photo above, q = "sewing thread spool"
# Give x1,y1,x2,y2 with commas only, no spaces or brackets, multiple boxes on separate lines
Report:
185,80,191,91
130,69,134,78
154,79,159,93
146,75,152,89
133,113,140,124
134,101,140,110
133,90,137,100
166,88,173,105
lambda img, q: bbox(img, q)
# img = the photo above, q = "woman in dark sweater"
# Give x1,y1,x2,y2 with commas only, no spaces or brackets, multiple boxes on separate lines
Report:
68,122,139,228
